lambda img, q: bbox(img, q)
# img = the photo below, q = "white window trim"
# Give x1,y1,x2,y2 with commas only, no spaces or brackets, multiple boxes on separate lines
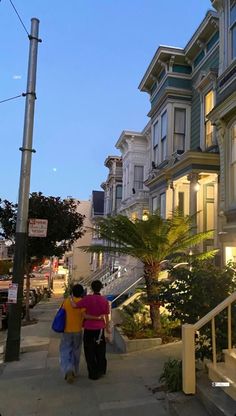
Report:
228,118,236,208
172,103,191,154
199,87,216,151
228,1,236,63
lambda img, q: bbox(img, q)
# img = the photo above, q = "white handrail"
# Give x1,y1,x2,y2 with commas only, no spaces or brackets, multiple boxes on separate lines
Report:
194,291,236,331
182,290,236,394
111,275,143,304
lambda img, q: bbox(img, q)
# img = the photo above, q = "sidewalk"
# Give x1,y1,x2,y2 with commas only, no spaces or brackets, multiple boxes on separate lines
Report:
0,296,182,416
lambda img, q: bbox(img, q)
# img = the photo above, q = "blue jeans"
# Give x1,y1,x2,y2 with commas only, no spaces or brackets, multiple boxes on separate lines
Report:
60,332,83,376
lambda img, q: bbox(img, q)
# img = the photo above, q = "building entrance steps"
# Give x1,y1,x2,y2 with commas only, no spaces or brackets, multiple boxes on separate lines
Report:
0,294,182,416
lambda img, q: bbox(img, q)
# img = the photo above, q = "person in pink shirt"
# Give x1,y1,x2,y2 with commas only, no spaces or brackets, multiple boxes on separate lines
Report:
76,280,110,380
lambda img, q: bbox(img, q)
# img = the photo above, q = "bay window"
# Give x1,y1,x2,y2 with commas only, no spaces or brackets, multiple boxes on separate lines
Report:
153,121,159,166
205,90,214,148
231,122,236,203
161,111,167,161
134,165,144,191
174,108,186,152
230,1,236,60
160,193,166,218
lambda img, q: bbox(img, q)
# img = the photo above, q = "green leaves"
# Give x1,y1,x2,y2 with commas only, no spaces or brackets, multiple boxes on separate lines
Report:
82,211,217,266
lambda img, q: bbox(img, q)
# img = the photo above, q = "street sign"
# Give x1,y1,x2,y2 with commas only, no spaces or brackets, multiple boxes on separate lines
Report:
28,219,48,237
8,283,18,304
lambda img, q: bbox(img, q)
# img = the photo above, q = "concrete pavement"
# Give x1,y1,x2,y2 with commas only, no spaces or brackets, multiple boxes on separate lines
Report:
0,295,182,416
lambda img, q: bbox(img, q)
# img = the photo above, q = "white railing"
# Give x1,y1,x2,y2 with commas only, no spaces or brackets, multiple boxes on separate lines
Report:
182,291,236,394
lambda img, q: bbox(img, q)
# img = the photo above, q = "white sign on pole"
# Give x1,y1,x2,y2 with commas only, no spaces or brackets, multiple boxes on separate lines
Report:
28,219,48,237
8,283,18,304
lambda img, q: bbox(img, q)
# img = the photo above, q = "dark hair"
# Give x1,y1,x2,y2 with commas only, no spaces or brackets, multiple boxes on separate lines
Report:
91,280,103,293
72,284,84,297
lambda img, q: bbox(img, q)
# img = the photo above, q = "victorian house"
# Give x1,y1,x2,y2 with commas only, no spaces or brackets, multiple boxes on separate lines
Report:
208,0,236,265
139,10,221,260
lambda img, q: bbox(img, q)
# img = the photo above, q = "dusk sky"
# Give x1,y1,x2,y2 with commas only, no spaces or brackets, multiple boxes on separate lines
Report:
1,0,212,203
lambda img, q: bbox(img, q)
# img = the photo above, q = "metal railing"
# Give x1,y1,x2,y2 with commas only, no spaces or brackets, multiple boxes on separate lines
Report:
182,290,236,394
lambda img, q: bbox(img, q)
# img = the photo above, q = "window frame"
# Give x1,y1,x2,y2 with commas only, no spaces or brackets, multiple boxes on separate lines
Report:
230,1,236,61
160,192,166,219
173,108,186,153
161,111,167,162
230,121,236,204
204,89,214,149
133,165,144,191
152,121,159,166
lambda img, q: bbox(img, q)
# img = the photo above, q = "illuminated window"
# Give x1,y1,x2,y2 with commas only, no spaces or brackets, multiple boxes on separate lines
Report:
204,90,214,148
161,111,167,161
204,184,215,231
174,108,186,152
225,246,236,263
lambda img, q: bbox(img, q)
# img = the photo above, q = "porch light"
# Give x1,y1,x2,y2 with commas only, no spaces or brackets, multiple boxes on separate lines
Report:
194,182,200,192
142,211,149,221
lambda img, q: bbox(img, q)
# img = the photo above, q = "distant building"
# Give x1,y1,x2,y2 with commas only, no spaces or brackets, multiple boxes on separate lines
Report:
66,200,93,282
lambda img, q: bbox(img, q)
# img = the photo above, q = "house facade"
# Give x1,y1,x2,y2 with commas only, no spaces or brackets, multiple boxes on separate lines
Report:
208,0,236,264
101,156,123,217
139,10,221,258
92,4,236,292
115,127,150,221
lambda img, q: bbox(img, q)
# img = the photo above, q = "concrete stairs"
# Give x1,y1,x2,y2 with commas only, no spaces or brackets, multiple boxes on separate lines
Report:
167,372,236,416
207,348,236,401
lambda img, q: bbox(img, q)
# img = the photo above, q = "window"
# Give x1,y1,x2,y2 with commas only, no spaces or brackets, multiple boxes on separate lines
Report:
204,184,214,231
160,193,166,218
153,121,159,166
115,185,122,210
204,90,214,148
230,2,236,60
152,196,158,213
134,166,144,191
174,109,186,152
178,192,184,215
161,111,167,161
231,122,236,202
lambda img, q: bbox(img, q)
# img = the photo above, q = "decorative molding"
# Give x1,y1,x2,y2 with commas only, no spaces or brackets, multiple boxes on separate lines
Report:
197,39,205,49
169,55,175,66
158,59,167,70
210,19,219,29
211,0,224,11
187,172,199,183
194,69,218,92
150,74,158,82
185,57,192,66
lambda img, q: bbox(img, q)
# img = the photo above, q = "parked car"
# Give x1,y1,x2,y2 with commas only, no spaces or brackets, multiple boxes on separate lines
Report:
0,289,26,330
0,274,11,281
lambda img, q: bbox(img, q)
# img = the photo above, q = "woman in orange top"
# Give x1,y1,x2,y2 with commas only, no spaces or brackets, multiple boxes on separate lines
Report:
60,284,85,383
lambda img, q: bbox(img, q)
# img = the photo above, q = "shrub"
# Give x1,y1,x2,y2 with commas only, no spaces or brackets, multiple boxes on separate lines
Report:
159,359,182,392
159,261,236,357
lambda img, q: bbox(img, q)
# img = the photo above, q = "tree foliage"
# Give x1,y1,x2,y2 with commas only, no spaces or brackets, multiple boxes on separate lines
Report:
158,261,236,324
81,211,217,330
0,192,85,262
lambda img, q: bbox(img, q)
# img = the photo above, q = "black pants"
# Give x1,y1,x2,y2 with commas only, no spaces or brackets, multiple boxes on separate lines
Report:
83,329,107,379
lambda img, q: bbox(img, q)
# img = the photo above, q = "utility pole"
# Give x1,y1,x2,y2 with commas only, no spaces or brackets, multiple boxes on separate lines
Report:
5,18,41,362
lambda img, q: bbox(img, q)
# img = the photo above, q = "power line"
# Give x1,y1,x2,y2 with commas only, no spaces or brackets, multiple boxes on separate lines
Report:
8,0,29,37
0,93,24,104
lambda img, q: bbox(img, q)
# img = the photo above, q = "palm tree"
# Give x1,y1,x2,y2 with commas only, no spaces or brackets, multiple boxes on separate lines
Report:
82,211,217,331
